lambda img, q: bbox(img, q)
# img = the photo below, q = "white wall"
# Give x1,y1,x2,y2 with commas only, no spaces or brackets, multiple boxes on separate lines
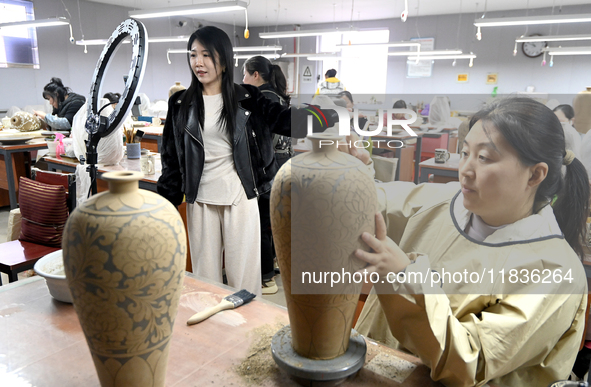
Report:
0,0,237,111
2,1,590,112
249,4,591,110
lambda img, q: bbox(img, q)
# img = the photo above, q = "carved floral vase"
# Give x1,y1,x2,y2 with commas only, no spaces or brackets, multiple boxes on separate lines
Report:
573,86,591,134
62,171,186,387
10,111,46,132
270,133,377,360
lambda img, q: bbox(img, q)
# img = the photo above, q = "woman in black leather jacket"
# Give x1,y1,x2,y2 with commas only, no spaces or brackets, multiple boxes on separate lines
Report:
157,26,333,297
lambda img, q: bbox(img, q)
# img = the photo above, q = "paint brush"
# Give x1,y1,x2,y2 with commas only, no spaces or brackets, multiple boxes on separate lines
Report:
187,289,256,325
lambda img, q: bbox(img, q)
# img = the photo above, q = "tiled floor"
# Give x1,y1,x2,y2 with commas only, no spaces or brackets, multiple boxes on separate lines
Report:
0,205,287,307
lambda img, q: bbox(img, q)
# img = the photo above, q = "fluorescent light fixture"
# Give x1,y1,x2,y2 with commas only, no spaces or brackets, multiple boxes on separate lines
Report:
281,52,337,58
234,54,280,60
129,1,247,19
389,49,463,56
544,46,591,55
149,36,189,43
260,28,358,39
0,17,70,29
337,41,420,48
515,34,591,43
76,38,121,46
77,35,191,46
307,54,342,61
233,45,282,52
407,54,476,60
474,13,591,27
167,49,189,64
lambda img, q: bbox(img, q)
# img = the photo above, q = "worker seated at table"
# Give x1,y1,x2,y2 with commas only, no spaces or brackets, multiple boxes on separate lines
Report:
345,97,589,386
553,104,582,158
34,77,85,132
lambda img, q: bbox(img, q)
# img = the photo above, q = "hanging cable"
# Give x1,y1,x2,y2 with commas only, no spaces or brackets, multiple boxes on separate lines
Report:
513,41,518,56
401,0,408,22
244,8,250,39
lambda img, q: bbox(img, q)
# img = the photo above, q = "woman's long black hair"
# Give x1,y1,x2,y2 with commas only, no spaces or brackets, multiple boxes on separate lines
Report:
42,77,70,106
177,26,237,135
470,97,590,259
243,55,290,104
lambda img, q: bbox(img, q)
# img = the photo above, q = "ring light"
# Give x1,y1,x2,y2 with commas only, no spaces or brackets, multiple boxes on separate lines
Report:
84,18,148,195
86,18,148,136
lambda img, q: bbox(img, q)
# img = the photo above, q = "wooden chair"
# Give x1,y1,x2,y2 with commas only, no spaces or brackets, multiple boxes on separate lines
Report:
0,169,76,285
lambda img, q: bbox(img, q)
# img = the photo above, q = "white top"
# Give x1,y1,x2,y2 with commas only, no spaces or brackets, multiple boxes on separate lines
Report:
464,213,508,242
196,94,243,205
561,122,582,159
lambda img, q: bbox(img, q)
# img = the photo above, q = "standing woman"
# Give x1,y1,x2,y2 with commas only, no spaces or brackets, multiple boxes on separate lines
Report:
157,26,333,297
242,56,292,293
34,77,85,131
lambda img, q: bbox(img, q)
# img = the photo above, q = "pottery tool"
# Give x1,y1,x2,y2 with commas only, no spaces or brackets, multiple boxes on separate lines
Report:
134,130,144,143
187,289,255,325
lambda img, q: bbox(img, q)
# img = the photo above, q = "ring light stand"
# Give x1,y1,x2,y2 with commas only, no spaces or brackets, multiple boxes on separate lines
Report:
84,18,148,195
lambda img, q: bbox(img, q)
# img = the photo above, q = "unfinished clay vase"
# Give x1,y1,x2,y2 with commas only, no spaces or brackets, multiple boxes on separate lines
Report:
270,133,377,360
574,87,591,135
10,111,47,132
168,81,186,98
62,171,186,387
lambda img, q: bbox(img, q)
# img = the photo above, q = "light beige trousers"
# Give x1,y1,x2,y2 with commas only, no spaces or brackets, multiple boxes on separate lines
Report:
187,193,262,298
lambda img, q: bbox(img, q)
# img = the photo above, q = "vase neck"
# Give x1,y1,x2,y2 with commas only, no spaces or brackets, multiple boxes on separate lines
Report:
108,180,138,194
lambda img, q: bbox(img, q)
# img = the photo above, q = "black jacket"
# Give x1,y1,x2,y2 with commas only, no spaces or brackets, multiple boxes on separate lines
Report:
157,83,333,207
53,92,85,125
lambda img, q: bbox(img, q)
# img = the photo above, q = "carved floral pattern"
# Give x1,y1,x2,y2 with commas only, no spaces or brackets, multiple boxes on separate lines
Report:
63,174,186,386
270,137,377,360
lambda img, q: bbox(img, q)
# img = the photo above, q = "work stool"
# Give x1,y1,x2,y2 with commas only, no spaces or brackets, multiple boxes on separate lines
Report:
0,168,76,285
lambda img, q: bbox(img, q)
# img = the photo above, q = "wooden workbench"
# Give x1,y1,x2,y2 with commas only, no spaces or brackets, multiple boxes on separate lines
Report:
0,274,442,386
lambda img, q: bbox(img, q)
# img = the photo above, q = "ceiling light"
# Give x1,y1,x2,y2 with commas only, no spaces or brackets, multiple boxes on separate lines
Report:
474,13,591,27
281,52,337,58
233,46,282,52
336,41,420,48
307,54,342,61
388,49,463,56
0,17,70,29
407,54,476,60
544,46,591,55
515,34,591,43
77,35,190,46
167,49,189,64
260,28,358,39
148,36,189,43
234,54,280,60
129,1,247,19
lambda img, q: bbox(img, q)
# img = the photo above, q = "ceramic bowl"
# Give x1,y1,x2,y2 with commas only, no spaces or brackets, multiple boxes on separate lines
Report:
34,250,73,303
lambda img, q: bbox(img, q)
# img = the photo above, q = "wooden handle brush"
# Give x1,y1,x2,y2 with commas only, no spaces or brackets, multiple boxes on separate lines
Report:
187,289,256,325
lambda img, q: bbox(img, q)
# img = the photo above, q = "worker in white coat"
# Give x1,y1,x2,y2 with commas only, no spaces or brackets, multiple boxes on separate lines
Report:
349,97,589,387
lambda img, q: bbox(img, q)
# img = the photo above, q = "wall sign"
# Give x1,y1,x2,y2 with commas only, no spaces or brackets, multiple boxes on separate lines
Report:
457,73,469,83
302,66,313,83
486,73,498,85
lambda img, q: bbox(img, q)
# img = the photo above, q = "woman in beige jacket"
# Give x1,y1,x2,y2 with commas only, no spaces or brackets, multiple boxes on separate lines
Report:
353,97,590,386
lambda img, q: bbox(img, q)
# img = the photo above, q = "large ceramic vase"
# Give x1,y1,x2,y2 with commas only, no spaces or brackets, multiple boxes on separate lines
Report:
10,111,46,131
573,87,591,134
270,133,377,360
62,171,186,387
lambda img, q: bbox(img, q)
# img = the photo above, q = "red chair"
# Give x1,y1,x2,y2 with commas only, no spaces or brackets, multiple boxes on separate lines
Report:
0,168,76,285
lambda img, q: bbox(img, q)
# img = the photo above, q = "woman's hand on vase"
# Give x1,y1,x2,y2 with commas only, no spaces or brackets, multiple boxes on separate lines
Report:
355,212,410,278
34,111,46,120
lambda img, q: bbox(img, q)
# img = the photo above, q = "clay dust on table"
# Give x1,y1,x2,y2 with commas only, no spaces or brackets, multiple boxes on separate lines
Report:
235,321,286,385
